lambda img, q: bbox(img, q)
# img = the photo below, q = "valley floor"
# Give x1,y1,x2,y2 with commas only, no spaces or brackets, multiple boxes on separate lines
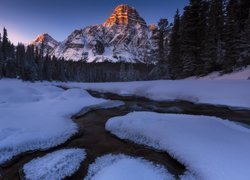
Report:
0,74,249,179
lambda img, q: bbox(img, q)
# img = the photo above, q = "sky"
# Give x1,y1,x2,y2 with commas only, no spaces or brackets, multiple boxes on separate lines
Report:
0,0,188,44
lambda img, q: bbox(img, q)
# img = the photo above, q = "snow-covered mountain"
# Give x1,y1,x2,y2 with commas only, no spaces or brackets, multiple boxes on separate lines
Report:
31,33,59,55
32,4,160,63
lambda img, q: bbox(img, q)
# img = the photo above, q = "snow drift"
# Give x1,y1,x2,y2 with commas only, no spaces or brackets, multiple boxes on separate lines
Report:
106,112,250,180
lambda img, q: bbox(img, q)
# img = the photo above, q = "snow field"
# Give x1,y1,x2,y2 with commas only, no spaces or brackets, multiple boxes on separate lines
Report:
63,79,250,109
106,112,250,180
0,79,119,164
186,65,250,80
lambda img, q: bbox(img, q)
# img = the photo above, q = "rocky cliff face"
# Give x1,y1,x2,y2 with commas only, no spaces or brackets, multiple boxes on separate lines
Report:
103,4,147,27
32,4,161,63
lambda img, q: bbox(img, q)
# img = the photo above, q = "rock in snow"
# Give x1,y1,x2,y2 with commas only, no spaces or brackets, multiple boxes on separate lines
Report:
31,4,160,63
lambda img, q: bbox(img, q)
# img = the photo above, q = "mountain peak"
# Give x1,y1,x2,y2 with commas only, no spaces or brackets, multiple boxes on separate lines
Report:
31,33,55,44
31,33,59,55
103,4,147,27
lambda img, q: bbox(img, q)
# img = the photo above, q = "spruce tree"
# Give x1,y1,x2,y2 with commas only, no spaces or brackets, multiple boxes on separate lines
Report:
245,13,250,66
2,27,8,62
202,0,225,74
37,42,45,80
223,0,241,72
156,18,171,78
158,18,169,62
238,0,250,32
5,43,16,78
0,33,2,77
1,27,16,77
24,45,37,81
168,9,181,79
179,0,208,77
1,28,8,76
16,43,26,78
239,10,250,67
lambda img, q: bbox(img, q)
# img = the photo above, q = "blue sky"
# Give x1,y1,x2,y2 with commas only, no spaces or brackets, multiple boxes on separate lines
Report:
0,0,188,44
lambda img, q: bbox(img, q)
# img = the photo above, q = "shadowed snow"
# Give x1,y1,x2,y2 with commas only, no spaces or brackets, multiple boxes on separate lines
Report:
106,112,250,180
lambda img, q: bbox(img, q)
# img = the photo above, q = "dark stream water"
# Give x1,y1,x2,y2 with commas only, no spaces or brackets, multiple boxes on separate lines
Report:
1,90,250,180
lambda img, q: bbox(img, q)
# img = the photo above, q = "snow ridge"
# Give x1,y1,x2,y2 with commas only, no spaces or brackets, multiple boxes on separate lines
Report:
23,148,86,180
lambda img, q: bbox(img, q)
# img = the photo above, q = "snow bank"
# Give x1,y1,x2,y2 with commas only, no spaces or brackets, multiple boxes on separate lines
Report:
0,79,115,164
63,79,250,109
187,65,250,80
106,112,250,180
85,154,174,180
23,148,85,180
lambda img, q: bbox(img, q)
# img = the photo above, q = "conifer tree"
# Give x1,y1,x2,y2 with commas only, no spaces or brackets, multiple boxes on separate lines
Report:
238,0,250,32
239,10,250,67
179,0,208,76
202,0,225,74
16,43,26,78
2,27,9,62
168,9,181,79
0,33,2,77
156,18,171,78
158,18,170,62
223,0,241,72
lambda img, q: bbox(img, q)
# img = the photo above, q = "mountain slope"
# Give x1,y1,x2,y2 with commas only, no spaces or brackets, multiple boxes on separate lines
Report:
32,4,162,63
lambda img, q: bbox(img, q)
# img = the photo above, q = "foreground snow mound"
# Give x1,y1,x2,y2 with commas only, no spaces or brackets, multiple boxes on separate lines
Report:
23,148,85,180
0,79,110,164
85,154,174,180
64,80,250,109
106,112,250,180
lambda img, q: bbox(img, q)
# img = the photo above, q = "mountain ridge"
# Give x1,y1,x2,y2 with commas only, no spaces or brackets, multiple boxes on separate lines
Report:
31,4,163,63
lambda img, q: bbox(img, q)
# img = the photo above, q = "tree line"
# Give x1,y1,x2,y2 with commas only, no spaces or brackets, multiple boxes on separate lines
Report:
0,0,249,82
165,0,250,79
0,30,153,82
